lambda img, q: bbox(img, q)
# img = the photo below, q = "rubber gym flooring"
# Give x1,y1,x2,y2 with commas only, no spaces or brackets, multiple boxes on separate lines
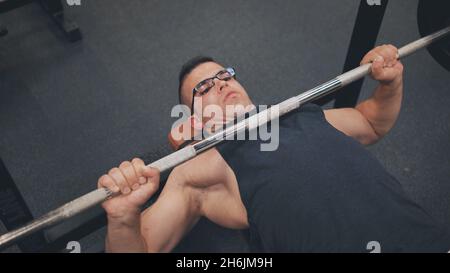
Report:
0,0,449,252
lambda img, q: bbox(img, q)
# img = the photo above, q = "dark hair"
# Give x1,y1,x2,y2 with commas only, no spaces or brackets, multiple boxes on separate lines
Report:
178,56,215,106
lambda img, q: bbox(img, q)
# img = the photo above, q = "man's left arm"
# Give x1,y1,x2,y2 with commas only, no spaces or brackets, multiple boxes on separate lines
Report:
324,44,404,145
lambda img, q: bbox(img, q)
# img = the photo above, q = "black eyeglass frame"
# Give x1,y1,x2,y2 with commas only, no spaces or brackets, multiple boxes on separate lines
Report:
190,67,236,116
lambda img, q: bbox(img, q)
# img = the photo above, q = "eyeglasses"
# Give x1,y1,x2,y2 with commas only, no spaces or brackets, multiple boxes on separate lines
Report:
191,67,236,115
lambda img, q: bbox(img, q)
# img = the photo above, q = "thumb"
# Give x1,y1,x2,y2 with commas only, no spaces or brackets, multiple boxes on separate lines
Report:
141,166,160,178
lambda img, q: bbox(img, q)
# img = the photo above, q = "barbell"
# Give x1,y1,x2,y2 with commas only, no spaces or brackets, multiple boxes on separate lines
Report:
0,24,448,250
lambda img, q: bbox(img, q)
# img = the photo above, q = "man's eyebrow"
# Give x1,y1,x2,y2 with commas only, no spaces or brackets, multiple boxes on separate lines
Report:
197,69,225,83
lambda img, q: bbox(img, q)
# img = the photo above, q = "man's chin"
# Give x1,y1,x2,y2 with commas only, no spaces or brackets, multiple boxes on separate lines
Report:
224,103,256,120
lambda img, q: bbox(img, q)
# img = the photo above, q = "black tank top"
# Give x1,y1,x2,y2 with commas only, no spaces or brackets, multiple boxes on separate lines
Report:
216,103,450,252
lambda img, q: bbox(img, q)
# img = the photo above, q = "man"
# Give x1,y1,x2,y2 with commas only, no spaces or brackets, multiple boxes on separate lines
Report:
98,45,450,252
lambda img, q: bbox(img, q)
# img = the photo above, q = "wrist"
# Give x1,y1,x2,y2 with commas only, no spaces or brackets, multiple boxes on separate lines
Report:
380,75,403,89
107,209,141,227
375,77,403,100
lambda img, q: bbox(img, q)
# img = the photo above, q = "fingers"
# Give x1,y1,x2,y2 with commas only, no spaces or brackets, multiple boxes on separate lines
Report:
131,158,148,185
133,158,160,193
108,167,132,195
142,166,160,179
98,158,143,195
131,157,160,183
361,44,398,66
98,158,161,196
361,50,380,65
378,44,398,67
142,166,161,191
361,44,403,83
97,174,120,194
129,177,160,203
120,161,140,191
127,160,160,202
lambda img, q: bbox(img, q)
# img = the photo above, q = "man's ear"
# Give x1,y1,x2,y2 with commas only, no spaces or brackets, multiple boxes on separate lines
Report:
168,115,203,151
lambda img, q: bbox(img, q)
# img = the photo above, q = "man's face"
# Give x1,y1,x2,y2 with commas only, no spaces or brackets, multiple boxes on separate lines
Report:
181,62,253,122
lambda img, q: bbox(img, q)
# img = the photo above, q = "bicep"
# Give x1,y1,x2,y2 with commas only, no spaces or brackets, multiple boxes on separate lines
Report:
324,108,379,145
199,157,249,229
200,182,249,230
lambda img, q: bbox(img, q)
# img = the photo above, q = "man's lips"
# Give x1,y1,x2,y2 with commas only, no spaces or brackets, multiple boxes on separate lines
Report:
223,91,238,101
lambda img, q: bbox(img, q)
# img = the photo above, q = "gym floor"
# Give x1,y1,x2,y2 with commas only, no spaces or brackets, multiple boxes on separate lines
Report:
0,0,449,252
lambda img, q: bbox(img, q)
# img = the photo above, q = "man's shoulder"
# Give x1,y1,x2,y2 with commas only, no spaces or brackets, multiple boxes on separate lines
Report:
171,148,234,189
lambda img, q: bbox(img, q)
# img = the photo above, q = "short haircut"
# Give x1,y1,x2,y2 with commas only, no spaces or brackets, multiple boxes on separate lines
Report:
178,56,215,106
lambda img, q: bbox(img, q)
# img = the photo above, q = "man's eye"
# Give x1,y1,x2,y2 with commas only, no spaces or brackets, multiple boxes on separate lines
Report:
198,83,211,92
200,87,211,95
219,72,231,79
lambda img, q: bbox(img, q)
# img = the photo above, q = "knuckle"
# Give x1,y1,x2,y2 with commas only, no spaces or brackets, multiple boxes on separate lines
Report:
98,175,109,186
384,46,396,56
387,44,397,50
132,157,144,166
119,161,132,170
379,47,389,55
99,174,107,181
108,167,119,176
101,175,116,188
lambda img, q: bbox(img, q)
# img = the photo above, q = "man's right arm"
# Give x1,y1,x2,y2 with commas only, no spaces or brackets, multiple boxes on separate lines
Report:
140,172,202,252
99,159,160,252
106,176,201,253
99,159,202,253
101,148,244,252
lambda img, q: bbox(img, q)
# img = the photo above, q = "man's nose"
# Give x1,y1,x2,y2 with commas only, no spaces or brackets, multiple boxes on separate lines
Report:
214,78,227,93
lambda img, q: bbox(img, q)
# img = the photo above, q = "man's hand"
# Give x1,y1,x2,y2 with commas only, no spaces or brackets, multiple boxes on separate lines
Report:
324,45,405,145
360,44,404,86
98,158,160,220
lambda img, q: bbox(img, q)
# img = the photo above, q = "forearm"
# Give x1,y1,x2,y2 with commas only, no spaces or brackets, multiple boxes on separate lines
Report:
356,76,403,138
98,158,162,253
140,172,201,253
105,211,147,253
140,200,200,253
